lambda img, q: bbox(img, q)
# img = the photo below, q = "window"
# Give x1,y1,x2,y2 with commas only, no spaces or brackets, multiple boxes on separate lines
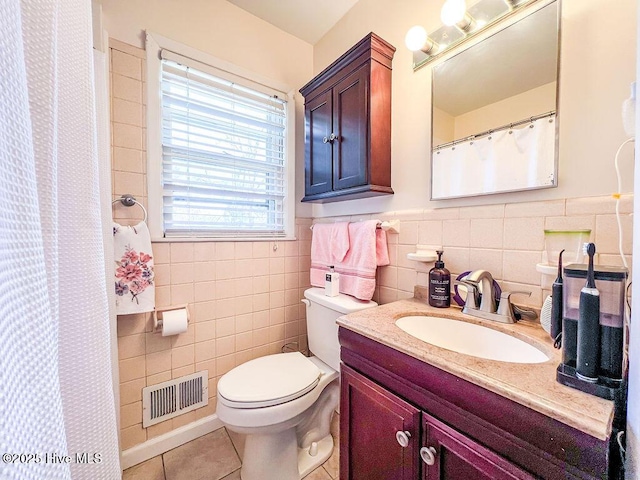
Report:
146,34,295,240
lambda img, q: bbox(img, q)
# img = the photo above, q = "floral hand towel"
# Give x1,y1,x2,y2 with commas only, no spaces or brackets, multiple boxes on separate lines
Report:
113,221,155,314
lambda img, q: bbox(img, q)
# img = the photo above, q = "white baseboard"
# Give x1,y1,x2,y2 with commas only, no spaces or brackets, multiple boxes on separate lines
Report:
121,414,223,470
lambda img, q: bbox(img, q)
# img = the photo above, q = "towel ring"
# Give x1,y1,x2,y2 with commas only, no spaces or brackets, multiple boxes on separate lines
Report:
112,194,147,222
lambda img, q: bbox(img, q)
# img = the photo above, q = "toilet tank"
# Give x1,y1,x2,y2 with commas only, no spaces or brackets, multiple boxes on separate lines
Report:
303,288,377,372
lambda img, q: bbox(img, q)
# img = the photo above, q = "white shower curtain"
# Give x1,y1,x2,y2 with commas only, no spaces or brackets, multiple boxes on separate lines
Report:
431,114,556,199
0,0,120,479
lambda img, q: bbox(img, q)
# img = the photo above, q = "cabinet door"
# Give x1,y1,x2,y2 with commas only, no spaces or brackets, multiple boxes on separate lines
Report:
422,414,536,480
332,64,369,191
304,90,333,196
341,365,420,480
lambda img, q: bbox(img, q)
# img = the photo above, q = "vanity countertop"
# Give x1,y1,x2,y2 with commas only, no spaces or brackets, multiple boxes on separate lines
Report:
336,297,615,441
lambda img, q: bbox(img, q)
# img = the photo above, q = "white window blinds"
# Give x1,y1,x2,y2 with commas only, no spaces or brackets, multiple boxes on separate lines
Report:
159,50,288,238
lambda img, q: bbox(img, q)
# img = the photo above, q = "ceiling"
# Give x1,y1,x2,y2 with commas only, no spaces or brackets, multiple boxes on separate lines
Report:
226,0,360,45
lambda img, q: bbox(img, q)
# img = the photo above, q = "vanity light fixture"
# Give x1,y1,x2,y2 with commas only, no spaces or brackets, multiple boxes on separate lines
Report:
441,0,467,26
442,0,478,33
408,0,536,70
405,26,440,54
404,25,427,51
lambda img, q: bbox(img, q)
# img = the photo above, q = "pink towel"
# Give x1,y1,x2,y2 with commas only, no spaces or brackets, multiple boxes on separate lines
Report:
310,223,333,267
310,222,351,265
330,222,350,262
376,228,390,266
311,220,389,301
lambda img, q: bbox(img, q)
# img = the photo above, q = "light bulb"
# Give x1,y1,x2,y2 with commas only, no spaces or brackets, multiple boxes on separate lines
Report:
405,25,428,52
441,0,467,26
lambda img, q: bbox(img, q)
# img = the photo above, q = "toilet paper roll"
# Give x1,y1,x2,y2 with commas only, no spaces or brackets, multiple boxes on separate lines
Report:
161,308,188,336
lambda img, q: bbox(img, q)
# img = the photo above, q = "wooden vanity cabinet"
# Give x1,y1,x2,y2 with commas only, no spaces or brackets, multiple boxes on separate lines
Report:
341,365,420,480
342,365,534,480
339,327,619,480
299,33,395,203
422,413,536,479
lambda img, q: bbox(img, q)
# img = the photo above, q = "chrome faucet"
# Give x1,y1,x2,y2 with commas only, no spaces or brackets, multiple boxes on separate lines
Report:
464,270,496,313
460,270,536,324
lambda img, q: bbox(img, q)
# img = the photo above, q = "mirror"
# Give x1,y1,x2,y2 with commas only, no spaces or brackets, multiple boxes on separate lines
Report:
431,1,560,200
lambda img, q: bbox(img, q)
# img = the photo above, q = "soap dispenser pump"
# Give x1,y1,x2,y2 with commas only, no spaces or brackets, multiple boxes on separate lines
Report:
429,250,451,308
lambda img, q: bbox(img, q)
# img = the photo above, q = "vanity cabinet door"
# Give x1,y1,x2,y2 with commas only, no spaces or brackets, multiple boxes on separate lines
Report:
341,365,420,480
422,413,536,480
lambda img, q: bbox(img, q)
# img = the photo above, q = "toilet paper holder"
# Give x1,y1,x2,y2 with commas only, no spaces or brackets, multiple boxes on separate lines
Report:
153,304,190,334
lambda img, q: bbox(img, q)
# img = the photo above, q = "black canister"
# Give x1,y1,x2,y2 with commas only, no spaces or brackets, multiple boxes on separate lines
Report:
562,264,628,381
576,287,600,381
597,269,627,379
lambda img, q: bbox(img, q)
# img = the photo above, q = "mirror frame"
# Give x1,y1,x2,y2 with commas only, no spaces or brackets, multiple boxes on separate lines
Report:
430,0,561,201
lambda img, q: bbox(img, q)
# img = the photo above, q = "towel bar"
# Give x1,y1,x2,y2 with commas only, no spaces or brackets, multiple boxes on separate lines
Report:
310,220,400,234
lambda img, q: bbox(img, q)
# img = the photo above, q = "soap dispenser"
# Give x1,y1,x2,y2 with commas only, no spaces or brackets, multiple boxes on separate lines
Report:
325,265,340,297
429,250,451,308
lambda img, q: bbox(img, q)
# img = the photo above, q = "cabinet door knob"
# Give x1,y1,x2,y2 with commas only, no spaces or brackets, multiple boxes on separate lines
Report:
395,430,411,448
420,446,437,466
329,133,338,142
322,136,329,144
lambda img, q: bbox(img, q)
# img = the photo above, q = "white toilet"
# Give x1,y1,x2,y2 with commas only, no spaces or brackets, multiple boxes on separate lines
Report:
216,287,377,480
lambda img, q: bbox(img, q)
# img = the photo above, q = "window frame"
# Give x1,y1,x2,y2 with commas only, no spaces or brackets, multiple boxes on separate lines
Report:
145,32,296,241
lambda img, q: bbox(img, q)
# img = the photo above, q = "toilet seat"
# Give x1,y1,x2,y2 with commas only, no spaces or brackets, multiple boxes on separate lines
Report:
217,352,321,409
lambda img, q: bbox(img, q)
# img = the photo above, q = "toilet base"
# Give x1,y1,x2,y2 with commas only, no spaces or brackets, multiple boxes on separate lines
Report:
218,359,340,480
240,429,300,480
239,431,334,480
298,434,334,478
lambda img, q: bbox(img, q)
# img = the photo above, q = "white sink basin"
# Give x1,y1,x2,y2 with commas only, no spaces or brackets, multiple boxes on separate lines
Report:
395,316,549,364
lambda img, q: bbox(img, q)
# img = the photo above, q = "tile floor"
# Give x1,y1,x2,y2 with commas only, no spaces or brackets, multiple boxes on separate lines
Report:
122,413,340,480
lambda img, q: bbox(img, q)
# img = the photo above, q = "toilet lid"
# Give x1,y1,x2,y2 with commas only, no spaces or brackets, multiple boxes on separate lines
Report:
217,352,321,408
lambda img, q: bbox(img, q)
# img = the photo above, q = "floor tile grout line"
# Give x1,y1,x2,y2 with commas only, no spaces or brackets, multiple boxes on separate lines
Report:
223,427,242,463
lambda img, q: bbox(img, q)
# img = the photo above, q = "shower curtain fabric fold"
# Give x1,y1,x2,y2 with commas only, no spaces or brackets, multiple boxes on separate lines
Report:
0,0,121,478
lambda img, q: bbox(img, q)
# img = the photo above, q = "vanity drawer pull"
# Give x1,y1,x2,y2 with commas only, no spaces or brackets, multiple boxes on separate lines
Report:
395,430,411,448
420,446,437,466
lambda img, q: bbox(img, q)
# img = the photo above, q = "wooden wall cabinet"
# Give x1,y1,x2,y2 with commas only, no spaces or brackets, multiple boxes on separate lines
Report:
299,33,395,203
339,328,620,480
